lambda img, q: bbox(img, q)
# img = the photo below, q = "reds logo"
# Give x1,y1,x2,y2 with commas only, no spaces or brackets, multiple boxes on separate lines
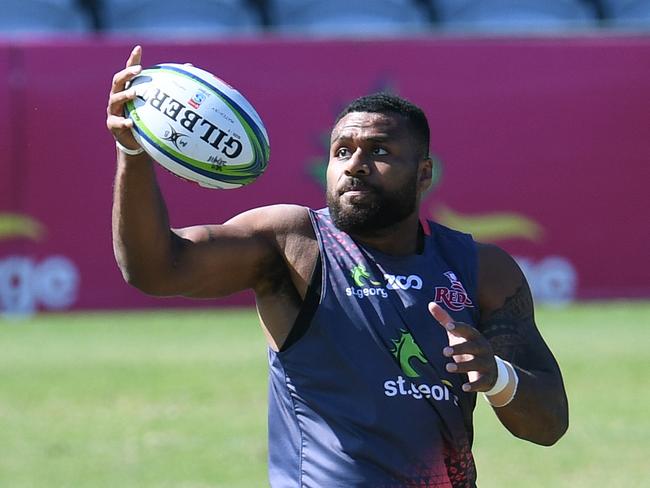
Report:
434,271,474,312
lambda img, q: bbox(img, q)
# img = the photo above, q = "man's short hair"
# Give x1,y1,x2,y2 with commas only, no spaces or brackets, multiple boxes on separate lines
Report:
335,93,430,159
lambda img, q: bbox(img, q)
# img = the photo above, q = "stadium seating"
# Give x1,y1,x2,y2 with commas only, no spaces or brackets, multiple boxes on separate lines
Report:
433,0,599,32
268,0,435,36
3,0,649,40
0,0,94,37
601,0,650,29
102,0,264,38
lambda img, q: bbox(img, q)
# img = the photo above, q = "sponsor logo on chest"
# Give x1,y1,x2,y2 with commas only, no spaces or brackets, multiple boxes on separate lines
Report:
383,329,458,404
345,264,423,299
433,271,474,311
345,265,474,313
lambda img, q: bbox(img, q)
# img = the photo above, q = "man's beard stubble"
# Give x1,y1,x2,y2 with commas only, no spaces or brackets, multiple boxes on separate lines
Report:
327,174,418,236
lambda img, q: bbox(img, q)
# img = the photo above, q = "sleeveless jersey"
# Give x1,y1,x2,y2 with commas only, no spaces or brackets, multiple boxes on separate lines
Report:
268,208,480,488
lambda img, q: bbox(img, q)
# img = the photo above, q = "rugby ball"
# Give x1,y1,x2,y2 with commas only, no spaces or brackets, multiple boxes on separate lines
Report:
124,63,269,189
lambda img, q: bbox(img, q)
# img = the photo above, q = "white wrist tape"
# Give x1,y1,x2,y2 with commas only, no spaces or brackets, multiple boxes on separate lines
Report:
484,355,519,407
484,356,510,396
116,140,144,156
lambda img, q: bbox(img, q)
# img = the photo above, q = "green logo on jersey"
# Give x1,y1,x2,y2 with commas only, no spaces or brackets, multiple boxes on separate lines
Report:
391,330,428,378
350,264,382,287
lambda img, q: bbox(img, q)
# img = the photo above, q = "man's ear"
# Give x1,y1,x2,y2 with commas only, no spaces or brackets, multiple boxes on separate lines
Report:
418,157,433,193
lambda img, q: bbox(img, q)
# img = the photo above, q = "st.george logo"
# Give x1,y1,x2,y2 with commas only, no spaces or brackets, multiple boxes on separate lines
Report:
384,329,457,403
346,264,387,299
350,264,381,287
346,265,424,299
390,329,428,377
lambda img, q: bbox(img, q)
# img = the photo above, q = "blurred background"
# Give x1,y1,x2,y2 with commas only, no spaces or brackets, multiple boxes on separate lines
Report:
0,1,649,487
0,0,648,315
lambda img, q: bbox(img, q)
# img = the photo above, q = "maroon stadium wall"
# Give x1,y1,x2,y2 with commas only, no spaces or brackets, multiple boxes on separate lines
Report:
0,37,648,315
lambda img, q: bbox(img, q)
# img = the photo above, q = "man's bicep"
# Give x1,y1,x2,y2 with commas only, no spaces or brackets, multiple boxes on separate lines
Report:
168,214,281,298
480,279,557,371
477,244,560,373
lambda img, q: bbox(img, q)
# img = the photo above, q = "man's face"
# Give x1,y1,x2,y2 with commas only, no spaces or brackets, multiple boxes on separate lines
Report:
326,111,431,235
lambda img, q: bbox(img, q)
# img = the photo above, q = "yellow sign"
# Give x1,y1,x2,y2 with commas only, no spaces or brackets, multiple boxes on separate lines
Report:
432,205,543,243
0,213,45,241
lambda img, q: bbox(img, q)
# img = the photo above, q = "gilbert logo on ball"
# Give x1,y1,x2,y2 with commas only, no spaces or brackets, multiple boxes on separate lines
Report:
124,63,270,189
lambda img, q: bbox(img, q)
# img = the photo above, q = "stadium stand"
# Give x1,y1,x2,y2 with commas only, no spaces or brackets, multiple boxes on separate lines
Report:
2,0,649,39
600,0,650,29
432,0,601,32
101,0,266,37
0,0,95,37
267,0,436,36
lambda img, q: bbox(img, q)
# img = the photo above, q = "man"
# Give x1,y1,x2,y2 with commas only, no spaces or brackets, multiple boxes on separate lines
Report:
107,46,568,487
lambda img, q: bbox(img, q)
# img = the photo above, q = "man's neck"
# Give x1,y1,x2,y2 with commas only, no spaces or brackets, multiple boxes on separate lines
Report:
347,214,423,256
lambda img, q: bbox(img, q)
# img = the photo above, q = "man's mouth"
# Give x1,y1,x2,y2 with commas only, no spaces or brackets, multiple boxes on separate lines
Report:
339,179,373,195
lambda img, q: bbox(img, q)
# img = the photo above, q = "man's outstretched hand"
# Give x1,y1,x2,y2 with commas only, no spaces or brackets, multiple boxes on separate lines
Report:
428,302,498,393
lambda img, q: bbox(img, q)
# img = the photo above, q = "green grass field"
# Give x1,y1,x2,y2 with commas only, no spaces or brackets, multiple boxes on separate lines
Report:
1,302,649,487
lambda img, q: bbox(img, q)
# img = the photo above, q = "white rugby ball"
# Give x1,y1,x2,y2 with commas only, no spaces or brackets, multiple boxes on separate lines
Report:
124,63,270,189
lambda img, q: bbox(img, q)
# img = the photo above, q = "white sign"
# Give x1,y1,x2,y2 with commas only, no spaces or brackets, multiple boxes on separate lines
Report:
0,255,80,317
515,256,577,305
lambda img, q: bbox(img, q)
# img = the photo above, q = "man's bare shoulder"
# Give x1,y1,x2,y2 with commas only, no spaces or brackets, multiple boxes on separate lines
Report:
224,204,312,236
476,242,525,314
174,204,313,250
224,204,315,248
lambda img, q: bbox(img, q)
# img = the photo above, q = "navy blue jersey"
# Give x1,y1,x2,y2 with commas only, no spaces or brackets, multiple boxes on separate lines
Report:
268,208,479,487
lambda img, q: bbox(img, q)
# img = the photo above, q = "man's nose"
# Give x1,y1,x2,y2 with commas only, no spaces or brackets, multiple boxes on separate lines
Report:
344,149,370,176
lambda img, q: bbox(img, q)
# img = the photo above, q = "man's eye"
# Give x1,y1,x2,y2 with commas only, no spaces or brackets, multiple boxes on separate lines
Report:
373,147,388,156
336,148,351,158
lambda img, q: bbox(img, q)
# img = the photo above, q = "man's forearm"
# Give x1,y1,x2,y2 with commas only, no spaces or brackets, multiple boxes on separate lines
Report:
111,152,176,293
491,366,568,446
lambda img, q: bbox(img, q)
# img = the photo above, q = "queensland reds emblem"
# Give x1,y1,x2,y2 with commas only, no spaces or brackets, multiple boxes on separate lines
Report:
434,271,474,312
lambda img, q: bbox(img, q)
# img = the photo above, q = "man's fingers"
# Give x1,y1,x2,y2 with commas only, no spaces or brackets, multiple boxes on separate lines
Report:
106,114,134,131
111,65,142,94
445,356,491,375
106,87,136,136
125,45,142,69
429,302,480,342
442,341,481,358
429,301,464,345
444,355,495,392
459,375,495,393
105,47,144,148
430,301,498,391
428,302,453,328
107,89,136,114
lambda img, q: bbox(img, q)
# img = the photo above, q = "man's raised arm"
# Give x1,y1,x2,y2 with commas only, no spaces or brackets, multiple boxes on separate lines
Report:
106,46,281,299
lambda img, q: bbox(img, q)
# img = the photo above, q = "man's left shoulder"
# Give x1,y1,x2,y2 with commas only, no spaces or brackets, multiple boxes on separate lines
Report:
476,242,528,314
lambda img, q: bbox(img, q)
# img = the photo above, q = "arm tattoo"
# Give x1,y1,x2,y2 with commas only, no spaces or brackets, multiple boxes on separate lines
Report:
480,281,534,364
